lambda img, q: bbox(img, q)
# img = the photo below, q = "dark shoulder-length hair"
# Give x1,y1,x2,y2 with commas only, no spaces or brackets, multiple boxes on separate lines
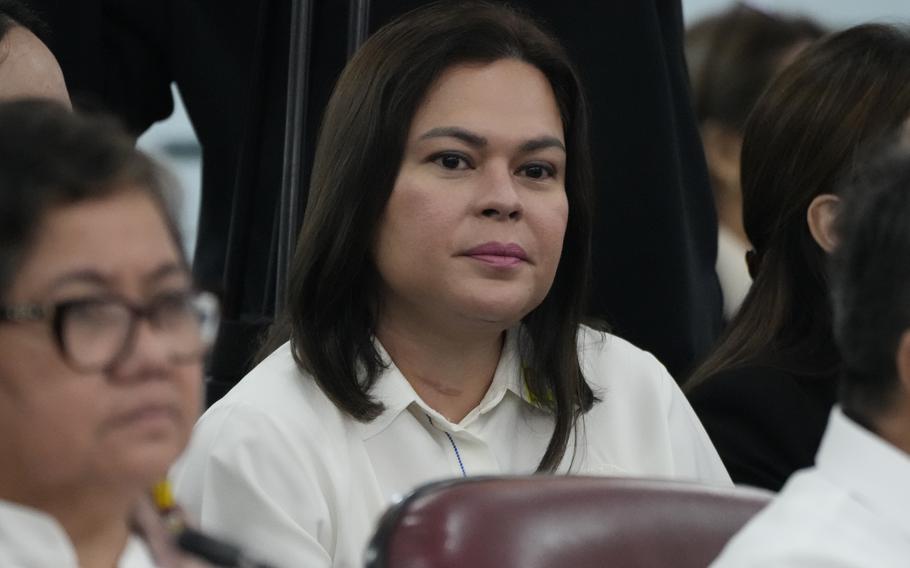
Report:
688,24,910,388
263,1,595,472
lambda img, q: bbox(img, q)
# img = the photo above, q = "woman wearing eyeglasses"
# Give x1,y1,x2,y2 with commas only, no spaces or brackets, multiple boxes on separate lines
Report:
0,100,223,567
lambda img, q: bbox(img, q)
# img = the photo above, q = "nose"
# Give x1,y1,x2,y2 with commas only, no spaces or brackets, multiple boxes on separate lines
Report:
109,319,172,382
478,162,523,221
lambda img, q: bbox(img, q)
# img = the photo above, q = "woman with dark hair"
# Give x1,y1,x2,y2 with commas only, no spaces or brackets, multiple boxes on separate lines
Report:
0,100,221,566
687,24,910,491
686,4,824,319
174,2,729,566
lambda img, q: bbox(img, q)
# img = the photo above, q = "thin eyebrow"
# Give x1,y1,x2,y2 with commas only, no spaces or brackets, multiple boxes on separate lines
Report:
45,262,188,296
417,127,566,154
147,263,189,285
418,127,487,148
46,270,109,294
519,136,566,154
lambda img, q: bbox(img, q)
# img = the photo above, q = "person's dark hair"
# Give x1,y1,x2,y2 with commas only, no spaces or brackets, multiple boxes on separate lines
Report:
0,0,49,43
687,3,824,133
831,139,910,426
687,24,910,389
0,99,183,301
262,0,595,472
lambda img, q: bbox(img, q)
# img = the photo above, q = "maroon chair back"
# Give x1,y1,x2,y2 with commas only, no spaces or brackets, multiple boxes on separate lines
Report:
365,476,771,568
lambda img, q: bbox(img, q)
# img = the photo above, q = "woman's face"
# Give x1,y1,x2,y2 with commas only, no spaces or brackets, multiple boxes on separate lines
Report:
374,58,569,335
0,190,202,498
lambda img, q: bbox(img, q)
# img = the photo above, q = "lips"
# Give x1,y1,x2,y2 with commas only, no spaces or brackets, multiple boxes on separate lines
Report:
463,242,529,267
110,402,181,429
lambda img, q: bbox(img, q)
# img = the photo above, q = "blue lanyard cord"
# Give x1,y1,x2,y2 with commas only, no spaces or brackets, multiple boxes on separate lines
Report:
426,414,467,478
444,431,467,478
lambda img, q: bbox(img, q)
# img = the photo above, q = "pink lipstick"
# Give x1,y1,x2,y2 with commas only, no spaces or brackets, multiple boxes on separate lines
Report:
463,242,528,267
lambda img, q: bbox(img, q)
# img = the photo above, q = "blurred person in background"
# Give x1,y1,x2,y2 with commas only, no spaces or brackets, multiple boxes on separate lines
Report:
713,137,910,567
686,3,823,319
687,24,910,491
0,0,68,104
0,100,221,567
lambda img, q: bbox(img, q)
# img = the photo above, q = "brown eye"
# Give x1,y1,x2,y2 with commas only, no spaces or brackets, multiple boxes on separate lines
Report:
518,163,555,180
432,152,472,170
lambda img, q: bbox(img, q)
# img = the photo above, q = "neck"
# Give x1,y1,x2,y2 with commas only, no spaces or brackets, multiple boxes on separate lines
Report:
716,185,749,246
1,479,137,568
376,314,505,424
873,398,910,456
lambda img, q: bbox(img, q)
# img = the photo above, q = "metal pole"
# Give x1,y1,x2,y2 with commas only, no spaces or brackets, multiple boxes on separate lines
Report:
276,0,314,317
347,0,372,59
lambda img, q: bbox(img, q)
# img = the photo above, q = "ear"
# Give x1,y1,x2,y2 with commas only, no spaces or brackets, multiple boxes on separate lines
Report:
806,193,840,253
700,121,743,193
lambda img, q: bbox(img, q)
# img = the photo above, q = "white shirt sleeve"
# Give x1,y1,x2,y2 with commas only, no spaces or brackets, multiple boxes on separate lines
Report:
576,328,731,485
172,402,335,568
662,366,733,484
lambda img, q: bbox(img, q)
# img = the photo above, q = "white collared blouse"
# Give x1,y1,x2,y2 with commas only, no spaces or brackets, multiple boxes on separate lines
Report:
0,500,157,568
173,326,730,568
712,407,910,567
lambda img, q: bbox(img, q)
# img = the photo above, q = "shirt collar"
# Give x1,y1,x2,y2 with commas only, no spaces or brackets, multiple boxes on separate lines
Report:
816,406,910,537
359,327,536,440
0,499,78,566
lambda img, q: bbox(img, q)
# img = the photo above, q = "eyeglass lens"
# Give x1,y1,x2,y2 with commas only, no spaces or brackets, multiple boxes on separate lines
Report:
59,293,216,371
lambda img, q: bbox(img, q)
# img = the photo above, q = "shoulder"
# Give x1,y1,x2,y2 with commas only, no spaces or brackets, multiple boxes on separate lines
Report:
577,325,671,379
203,341,351,436
177,342,358,487
713,470,892,567
688,363,835,432
571,326,731,485
0,500,78,567
577,325,676,402
690,365,806,401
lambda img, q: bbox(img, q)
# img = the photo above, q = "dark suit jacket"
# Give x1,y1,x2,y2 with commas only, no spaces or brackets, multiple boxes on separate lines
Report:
688,363,838,491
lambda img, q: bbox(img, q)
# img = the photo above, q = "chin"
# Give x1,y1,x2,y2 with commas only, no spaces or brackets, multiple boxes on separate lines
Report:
111,440,187,486
461,302,535,329
461,289,544,325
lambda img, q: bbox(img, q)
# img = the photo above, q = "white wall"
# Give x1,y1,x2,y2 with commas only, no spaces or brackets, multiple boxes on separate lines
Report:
683,0,910,28
136,85,201,262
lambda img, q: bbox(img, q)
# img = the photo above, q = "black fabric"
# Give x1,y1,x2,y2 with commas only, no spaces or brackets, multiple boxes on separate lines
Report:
29,0,720,404
688,364,839,491
30,0,296,403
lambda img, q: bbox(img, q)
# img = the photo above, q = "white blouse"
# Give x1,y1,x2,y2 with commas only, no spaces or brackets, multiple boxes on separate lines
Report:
0,499,157,568
712,407,910,567
173,326,730,568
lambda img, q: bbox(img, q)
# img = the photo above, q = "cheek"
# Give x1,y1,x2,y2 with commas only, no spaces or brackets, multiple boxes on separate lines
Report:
4,381,107,482
377,181,457,270
535,194,569,265
174,364,204,432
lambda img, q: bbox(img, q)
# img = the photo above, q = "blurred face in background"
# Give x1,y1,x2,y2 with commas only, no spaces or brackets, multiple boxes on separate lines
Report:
0,25,69,106
373,58,568,337
0,189,202,501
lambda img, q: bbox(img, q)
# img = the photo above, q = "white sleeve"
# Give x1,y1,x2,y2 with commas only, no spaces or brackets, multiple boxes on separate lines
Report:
171,403,335,568
663,369,733,486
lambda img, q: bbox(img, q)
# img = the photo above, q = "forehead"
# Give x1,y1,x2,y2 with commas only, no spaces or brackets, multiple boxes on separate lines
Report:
409,58,564,142
0,26,70,106
8,190,184,299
